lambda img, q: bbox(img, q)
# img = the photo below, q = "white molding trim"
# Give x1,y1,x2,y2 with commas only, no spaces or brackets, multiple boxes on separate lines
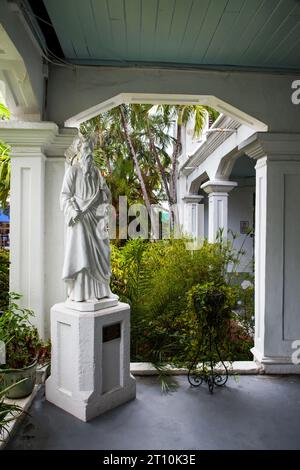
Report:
64,92,268,131
240,132,300,160
201,180,238,194
182,195,204,203
0,121,78,156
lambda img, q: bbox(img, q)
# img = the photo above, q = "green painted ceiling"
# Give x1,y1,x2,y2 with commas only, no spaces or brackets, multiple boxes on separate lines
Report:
42,0,300,70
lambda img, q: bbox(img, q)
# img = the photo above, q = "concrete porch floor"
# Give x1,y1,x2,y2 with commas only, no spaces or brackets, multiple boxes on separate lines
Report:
6,375,300,450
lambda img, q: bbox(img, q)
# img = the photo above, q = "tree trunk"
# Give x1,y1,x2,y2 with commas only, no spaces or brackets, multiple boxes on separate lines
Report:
148,130,172,206
119,105,152,218
169,121,182,231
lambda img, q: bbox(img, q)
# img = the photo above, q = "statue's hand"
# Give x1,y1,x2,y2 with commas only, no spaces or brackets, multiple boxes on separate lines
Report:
71,210,83,225
74,211,82,223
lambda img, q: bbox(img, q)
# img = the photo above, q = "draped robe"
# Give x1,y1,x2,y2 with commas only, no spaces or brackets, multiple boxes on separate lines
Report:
60,164,111,301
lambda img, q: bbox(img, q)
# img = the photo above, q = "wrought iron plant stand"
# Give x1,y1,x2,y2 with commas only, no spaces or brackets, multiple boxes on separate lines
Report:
187,289,229,393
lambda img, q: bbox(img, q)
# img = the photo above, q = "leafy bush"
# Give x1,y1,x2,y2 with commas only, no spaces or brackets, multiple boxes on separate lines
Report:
186,282,236,363
0,293,50,369
111,237,254,365
0,249,9,311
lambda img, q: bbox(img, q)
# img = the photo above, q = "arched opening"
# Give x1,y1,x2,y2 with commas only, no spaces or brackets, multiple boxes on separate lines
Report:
64,97,262,373
228,154,256,273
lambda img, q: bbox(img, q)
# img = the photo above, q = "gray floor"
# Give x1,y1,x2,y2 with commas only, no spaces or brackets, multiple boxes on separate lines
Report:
6,375,300,450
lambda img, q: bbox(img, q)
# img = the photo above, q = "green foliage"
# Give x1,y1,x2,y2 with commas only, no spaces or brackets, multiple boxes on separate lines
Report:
0,382,23,440
0,103,11,209
186,282,236,365
0,249,9,311
234,277,254,336
111,237,254,366
81,104,219,224
0,293,50,369
0,104,10,120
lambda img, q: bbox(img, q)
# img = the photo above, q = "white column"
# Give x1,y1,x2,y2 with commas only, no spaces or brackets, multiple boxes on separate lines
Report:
242,132,300,373
0,122,77,338
182,195,204,239
44,156,67,336
10,149,46,334
201,180,237,242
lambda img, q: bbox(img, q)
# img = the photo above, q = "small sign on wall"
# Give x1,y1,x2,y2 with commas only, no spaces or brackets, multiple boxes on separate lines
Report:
103,323,121,342
240,220,249,234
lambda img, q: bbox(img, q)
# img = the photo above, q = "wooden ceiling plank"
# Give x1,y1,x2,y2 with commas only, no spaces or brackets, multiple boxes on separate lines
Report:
266,21,300,66
230,0,280,64
43,0,76,58
203,11,240,63
125,0,142,61
140,0,158,60
240,0,296,64
216,0,259,63
190,0,228,62
107,0,128,60
90,0,116,60
176,0,210,61
167,0,195,59
153,0,176,62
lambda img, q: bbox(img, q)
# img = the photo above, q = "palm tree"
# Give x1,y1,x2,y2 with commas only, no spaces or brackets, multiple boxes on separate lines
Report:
160,104,218,209
81,103,218,235
119,104,153,219
130,104,173,209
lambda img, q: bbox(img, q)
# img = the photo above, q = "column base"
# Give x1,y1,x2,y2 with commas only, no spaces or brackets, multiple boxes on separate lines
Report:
45,301,136,421
252,347,300,374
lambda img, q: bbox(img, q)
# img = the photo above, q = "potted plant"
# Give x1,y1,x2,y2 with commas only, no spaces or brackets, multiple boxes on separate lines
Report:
0,293,49,399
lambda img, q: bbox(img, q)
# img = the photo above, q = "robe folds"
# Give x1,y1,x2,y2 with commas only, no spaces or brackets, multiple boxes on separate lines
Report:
60,164,111,301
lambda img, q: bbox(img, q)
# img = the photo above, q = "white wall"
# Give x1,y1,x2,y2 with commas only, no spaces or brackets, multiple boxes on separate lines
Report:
47,65,300,133
44,158,67,335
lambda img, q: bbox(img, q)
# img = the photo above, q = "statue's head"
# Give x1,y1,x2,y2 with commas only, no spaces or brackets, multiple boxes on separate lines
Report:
79,137,95,173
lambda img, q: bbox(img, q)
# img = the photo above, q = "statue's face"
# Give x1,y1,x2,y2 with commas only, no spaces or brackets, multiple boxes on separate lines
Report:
81,142,94,171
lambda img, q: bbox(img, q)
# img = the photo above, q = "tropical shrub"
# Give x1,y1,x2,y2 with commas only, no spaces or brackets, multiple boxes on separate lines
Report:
185,282,237,366
111,237,254,366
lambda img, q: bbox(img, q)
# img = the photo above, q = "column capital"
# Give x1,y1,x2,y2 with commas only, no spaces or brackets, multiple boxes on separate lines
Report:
182,195,204,204
239,132,300,161
0,121,77,157
201,180,237,194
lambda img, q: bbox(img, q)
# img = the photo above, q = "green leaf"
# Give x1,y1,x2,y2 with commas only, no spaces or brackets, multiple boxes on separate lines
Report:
0,103,10,120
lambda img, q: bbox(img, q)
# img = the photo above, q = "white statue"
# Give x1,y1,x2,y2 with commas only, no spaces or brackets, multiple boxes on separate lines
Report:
60,136,118,303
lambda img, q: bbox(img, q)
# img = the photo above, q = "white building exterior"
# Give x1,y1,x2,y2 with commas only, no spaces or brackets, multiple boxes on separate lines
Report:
178,114,256,272
1,0,300,374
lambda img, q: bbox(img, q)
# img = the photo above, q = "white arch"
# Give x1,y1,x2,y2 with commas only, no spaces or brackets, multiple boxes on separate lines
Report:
64,92,268,131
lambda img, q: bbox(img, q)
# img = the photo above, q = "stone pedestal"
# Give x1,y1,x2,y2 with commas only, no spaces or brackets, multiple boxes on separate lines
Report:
45,301,136,421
